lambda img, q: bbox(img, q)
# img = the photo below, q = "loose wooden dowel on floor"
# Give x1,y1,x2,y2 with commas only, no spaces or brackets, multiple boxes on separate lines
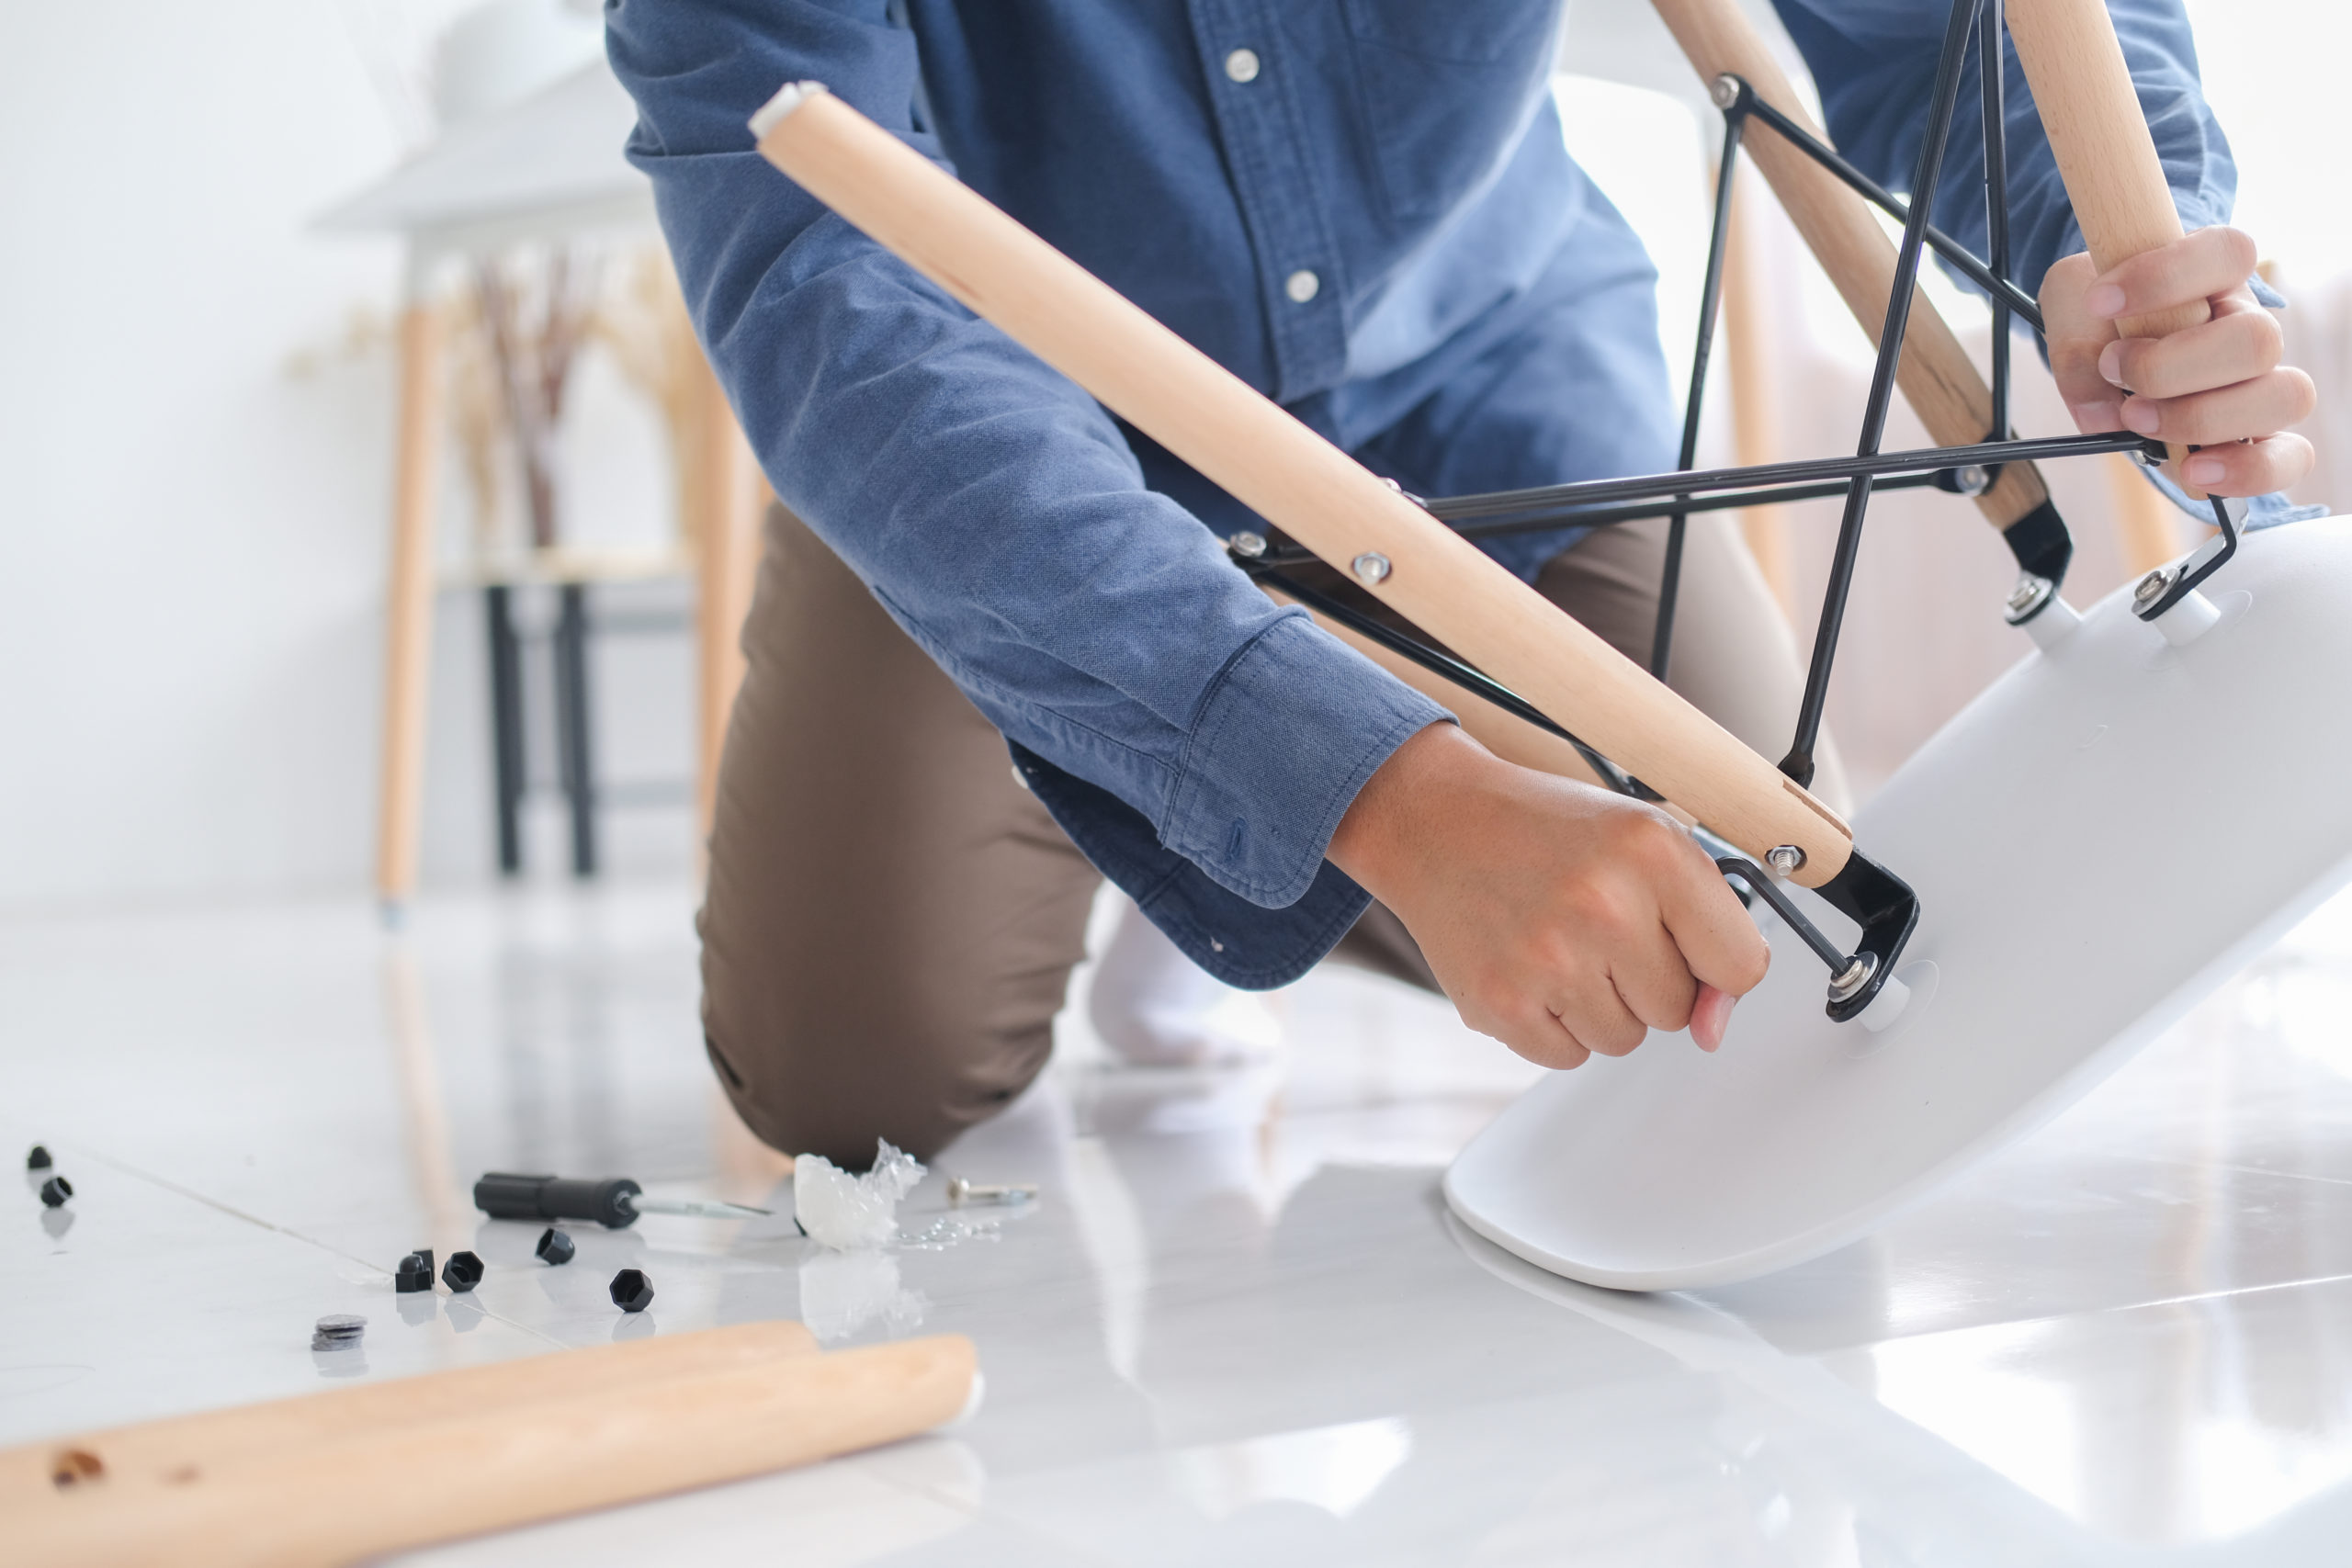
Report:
22,1332,974,1568
2,1320,820,1509
750,85,1855,886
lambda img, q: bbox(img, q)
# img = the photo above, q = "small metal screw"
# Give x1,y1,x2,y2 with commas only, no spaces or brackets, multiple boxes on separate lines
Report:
1710,74,1740,110
1953,465,1991,496
2133,567,2176,611
1764,845,1805,877
948,1178,1039,1208
1351,552,1392,585
1826,952,1878,1004
1228,531,1267,558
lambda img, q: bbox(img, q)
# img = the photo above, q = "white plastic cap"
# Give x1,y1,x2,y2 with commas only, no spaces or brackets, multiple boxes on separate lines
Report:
750,80,830,140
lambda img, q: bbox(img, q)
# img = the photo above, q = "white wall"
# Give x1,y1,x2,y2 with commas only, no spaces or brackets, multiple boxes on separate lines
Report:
0,2,691,912
2,2,2342,912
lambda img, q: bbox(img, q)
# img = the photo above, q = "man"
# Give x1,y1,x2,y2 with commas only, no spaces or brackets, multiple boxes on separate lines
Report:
605,1,2315,1164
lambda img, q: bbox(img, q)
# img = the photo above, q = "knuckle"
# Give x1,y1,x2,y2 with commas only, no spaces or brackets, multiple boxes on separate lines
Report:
2284,367,2319,423
1586,1016,1646,1058
1730,934,1771,992
2249,309,2285,369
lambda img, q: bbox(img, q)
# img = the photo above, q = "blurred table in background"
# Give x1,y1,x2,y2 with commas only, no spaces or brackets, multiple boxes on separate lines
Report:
317,62,763,909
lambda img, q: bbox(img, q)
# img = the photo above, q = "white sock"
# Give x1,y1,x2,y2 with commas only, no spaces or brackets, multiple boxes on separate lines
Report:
1086,898,1283,1066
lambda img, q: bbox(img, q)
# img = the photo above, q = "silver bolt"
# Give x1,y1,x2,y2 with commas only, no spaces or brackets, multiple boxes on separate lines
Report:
2133,567,2175,611
1228,531,1267,558
2003,573,2053,624
1710,74,1740,110
1351,552,1392,585
947,1178,1038,1208
1826,951,1878,1004
1765,844,1805,877
1953,465,1991,496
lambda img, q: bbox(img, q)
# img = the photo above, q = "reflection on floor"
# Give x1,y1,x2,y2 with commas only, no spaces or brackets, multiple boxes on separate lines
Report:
7,879,2352,1564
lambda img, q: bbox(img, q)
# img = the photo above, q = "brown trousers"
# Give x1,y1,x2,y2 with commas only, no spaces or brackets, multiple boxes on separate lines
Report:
700,506,1838,1164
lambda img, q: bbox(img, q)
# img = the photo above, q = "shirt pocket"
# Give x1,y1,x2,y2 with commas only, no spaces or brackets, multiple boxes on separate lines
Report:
1340,0,1560,222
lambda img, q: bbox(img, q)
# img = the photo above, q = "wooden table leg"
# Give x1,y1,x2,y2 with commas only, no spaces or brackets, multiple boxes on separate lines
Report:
691,353,764,845
376,286,447,918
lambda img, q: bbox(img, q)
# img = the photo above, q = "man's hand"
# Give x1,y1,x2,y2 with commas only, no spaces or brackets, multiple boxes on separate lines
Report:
2043,226,2315,496
1328,723,1770,1069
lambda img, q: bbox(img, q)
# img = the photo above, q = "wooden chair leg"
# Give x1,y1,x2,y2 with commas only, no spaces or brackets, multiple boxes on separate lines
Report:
376,294,447,917
1721,166,1797,621
2105,450,2188,581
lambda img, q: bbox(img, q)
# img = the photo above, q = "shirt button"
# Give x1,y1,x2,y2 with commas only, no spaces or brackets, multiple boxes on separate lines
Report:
1284,268,1320,304
1225,48,1261,84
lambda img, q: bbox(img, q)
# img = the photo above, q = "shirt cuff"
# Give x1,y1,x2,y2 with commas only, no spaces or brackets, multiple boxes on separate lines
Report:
1160,612,1450,908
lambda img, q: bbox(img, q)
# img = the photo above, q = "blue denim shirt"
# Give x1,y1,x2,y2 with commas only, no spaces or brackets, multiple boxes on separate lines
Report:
606,0,2233,989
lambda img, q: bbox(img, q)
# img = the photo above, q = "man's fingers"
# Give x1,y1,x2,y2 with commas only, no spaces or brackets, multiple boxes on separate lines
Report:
2098,306,2281,400
1689,985,1736,1052
2121,365,2317,447
2051,333,2125,429
2179,431,2316,497
1647,836,1770,999
2086,225,2256,321
1544,967,1651,1057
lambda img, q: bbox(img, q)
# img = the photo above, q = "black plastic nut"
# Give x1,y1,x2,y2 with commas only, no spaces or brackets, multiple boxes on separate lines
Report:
609,1268,654,1314
441,1250,485,1292
27,1145,51,1170
38,1177,72,1209
394,1251,434,1293
535,1227,576,1266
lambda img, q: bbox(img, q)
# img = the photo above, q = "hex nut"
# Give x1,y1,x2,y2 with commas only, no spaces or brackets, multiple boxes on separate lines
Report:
535,1227,576,1267
609,1268,655,1314
38,1177,72,1209
393,1250,435,1293
27,1145,51,1170
441,1250,485,1293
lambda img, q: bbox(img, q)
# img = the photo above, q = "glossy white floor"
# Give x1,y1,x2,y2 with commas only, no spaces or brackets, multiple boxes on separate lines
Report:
8,876,2352,1565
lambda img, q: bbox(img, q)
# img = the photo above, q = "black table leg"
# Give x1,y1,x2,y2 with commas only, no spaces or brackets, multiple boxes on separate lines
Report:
553,582,598,878
485,585,526,875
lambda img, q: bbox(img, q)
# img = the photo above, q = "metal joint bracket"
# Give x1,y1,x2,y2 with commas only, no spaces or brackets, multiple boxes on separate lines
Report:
1715,851,1917,1022
2132,492,2245,623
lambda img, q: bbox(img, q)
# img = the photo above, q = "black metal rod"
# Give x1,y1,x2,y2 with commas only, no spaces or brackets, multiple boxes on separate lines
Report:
1653,113,1748,682
1736,89,2042,332
1980,0,2013,439
553,582,598,878
1423,428,2144,523
1783,0,1983,788
486,585,526,876
1246,475,1956,570
1252,570,1643,797
1441,473,1946,544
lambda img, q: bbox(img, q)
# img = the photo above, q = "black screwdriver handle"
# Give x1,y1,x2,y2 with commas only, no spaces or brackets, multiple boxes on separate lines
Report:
472,1172,642,1229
